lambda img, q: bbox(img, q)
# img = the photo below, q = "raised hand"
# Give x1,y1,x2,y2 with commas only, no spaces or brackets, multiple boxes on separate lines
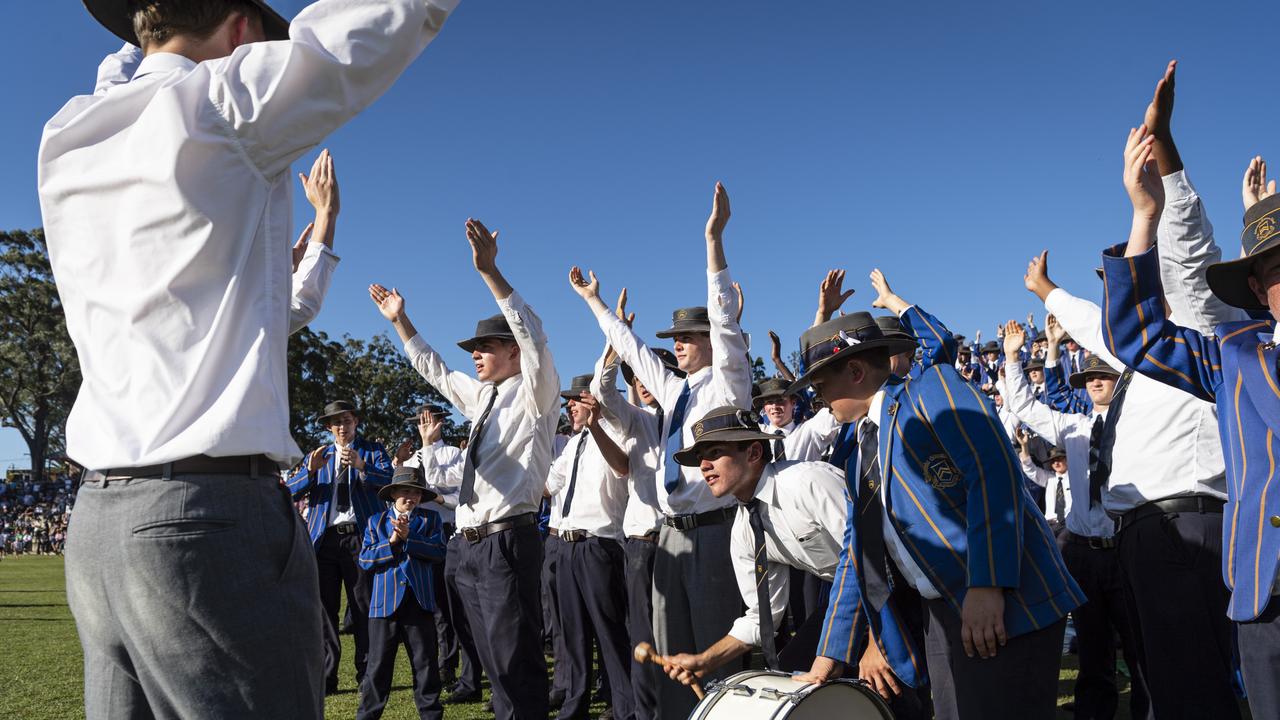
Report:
298,149,340,216
1002,320,1026,358
869,268,908,314
418,409,443,446
815,269,856,325
1045,314,1066,346
392,440,414,466
568,266,601,301
306,446,327,472
616,287,635,326
705,182,731,241
577,391,603,427
768,330,796,381
1143,60,1182,175
368,284,405,322
1124,126,1165,221
466,218,500,274
1024,251,1057,301
1244,156,1276,212
390,515,410,545
291,221,314,273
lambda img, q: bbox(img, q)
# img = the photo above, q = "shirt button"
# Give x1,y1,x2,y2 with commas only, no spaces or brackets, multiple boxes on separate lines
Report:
1270,515,1280,529
399,581,406,586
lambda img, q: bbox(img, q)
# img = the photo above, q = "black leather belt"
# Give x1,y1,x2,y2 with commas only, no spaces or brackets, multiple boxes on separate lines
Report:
627,532,659,543
561,530,594,543
663,507,735,532
1115,495,1225,535
83,454,279,484
1063,531,1117,550
460,512,537,543
330,522,359,536
547,527,560,537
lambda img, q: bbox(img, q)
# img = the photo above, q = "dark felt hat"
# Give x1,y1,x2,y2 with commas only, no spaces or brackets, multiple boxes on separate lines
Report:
317,400,358,424
1046,446,1067,462
980,341,1001,355
874,315,912,341
404,403,449,424
1206,194,1280,310
83,0,290,47
787,312,919,393
672,406,778,467
560,374,594,400
621,348,685,386
752,377,796,410
1024,357,1046,372
1034,331,1047,343
377,465,438,504
656,307,711,338
1068,355,1121,389
458,314,516,353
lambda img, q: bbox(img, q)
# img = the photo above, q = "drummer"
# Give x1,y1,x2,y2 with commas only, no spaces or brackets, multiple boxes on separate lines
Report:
658,406,928,717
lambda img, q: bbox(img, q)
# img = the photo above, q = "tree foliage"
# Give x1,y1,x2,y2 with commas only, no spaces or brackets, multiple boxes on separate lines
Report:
0,230,80,481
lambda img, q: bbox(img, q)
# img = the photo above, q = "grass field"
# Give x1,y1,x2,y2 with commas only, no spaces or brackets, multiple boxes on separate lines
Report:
0,554,1232,719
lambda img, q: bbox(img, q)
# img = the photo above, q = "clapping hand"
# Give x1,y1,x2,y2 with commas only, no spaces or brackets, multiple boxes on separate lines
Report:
705,182,731,241
1023,251,1056,300
298,149,339,216
306,446,328,472
1002,320,1026,357
1124,126,1165,221
1244,156,1276,212
568,266,601,301
466,219,500,275
339,445,366,472
390,514,410,545
368,284,405,322
816,269,856,325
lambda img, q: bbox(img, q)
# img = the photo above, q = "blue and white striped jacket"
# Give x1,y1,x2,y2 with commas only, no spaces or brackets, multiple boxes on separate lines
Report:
358,507,447,617
286,435,393,548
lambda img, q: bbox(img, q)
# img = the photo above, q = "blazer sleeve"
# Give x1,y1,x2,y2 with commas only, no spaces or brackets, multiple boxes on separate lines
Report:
900,304,959,373
920,365,1024,589
286,459,319,499
361,441,394,488
817,492,868,665
1101,245,1225,403
358,516,398,570
405,514,447,563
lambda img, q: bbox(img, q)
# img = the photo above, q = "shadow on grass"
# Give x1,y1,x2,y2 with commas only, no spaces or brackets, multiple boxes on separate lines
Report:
0,603,67,608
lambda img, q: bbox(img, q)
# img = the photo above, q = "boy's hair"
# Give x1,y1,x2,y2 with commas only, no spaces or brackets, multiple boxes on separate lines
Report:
130,0,260,48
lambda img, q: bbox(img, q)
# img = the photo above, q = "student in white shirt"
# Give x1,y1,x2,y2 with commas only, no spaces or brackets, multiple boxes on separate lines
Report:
44,2,459,717
370,220,558,720
567,183,753,720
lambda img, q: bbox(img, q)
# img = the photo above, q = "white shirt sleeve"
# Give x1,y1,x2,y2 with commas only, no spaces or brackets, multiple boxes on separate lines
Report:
94,44,142,96
592,306,682,402
726,514,791,648
706,268,754,409
1004,357,1069,446
783,409,842,462
1020,453,1053,487
1043,288,1125,369
545,437,573,495
403,334,485,419
207,0,460,178
498,290,559,417
288,243,340,333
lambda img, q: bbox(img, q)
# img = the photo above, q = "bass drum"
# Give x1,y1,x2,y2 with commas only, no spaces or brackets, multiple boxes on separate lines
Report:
688,670,894,720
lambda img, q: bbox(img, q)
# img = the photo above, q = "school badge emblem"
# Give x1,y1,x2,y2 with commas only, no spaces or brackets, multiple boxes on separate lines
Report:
924,453,960,489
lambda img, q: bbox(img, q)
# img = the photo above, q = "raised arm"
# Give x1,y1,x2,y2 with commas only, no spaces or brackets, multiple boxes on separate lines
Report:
703,184,753,409
1002,322,1070,446
289,150,341,333
768,331,796,382
93,43,141,95
870,268,958,372
814,269,856,327
212,0,460,177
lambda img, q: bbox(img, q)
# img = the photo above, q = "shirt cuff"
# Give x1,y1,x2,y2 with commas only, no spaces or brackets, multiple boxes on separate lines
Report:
496,289,527,316
303,242,340,263
1043,288,1070,316
726,616,759,647
1161,169,1196,205
404,333,431,359
896,304,915,318
707,267,737,321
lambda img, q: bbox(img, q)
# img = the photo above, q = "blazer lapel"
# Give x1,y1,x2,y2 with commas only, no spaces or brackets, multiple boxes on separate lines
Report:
1233,327,1280,435
879,394,900,514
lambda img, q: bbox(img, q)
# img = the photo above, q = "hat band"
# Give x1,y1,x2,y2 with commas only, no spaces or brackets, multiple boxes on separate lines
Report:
693,410,758,439
803,328,883,368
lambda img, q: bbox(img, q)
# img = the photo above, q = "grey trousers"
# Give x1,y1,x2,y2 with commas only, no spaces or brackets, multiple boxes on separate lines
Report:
66,474,323,720
651,522,739,720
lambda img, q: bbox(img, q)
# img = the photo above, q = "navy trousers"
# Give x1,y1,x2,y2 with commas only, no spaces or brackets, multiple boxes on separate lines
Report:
556,537,633,720
357,588,443,720
1239,595,1280,720
624,537,659,720
453,521,547,720
443,534,483,695
543,534,571,700
316,525,371,689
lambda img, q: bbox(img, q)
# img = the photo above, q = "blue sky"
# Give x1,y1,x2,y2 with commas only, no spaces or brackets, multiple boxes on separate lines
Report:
3,0,1279,469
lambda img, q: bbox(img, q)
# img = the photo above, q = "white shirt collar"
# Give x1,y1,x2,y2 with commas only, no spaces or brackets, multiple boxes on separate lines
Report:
750,464,778,507
132,53,196,81
865,389,888,429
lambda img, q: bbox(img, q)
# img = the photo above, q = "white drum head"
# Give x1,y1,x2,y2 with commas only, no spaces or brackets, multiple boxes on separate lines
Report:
689,670,893,720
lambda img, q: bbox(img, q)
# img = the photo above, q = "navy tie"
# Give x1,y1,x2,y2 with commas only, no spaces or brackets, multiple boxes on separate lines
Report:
560,430,590,518
746,499,778,669
662,382,692,493
772,429,786,462
460,385,499,507
853,422,891,612
827,422,858,470
335,452,351,513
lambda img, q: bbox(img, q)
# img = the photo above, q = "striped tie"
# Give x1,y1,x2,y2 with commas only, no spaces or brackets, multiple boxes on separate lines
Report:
746,499,778,669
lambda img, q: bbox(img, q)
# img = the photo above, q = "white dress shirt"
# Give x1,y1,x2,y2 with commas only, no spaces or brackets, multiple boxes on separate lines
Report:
1005,359,1116,537
328,442,358,526
403,440,463,526
403,290,560,528
782,409,842,462
38,0,459,469
727,461,848,647
1045,289,1228,513
591,351,663,537
545,429,629,541
593,269,753,515
865,390,940,598
1021,462,1072,525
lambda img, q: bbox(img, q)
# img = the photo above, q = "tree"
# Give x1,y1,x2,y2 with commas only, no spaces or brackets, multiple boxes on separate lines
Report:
0,230,80,482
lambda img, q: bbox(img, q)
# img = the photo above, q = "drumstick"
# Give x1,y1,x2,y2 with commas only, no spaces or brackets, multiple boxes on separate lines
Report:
633,642,705,700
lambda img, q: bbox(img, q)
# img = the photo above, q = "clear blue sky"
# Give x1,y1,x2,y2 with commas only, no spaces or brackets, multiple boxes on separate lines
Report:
3,0,1279,469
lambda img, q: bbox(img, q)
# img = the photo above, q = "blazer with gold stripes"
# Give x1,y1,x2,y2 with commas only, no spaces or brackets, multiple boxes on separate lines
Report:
1102,245,1279,621
818,362,1084,677
358,507,447,618
286,435,394,548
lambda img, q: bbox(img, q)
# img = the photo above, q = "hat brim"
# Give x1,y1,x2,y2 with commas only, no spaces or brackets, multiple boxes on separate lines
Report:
559,389,590,400
457,333,517,353
1068,368,1121,389
84,0,290,47
378,482,438,504
672,429,779,467
752,392,795,411
655,324,712,339
317,407,358,423
786,336,920,394
1205,253,1270,311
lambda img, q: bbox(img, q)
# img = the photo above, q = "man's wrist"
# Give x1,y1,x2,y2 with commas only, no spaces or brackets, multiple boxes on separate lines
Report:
1030,280,1057,302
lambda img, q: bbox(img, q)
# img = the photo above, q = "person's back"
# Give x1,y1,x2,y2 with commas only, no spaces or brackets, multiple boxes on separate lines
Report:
37,2,462,718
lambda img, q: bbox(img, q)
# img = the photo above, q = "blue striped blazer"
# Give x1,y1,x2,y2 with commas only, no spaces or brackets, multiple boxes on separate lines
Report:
286,435,393,548
819,363,1084,678
1102,245,1280,621
357,507,447,617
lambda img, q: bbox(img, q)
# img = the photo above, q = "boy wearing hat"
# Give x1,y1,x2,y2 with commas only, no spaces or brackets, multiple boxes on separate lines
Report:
357,465,448,720
659,406,929,719
287,400,395,693
1015,441,1071,533
1102,124,1280,716
370,220,559,720
753,377,841,463
1002,322,1147,720
791,310,1082,720
47,0,461,715
567,183,752,720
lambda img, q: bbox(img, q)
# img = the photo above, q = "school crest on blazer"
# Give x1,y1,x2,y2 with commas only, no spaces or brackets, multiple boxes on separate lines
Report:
924,453,961,489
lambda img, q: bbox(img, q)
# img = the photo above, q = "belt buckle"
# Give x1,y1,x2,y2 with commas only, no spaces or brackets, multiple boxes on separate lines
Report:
462,527,481,543
672,515,695,531
1090,536,1115,550
563,530,578,543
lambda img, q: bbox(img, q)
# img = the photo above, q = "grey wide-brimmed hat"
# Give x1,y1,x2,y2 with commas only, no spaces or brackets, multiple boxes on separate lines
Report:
560,374,594,400
1046,446,1067,462
752,377,796,410
787,312,919,393
980,340,1001,355
1205,194,1280,310
404,403,450,424
83,0,290,47
673,407,779,467
377,465,438,504
1068,355,1121,389
458,314,516,353
656,307,712,338
874,315,912,341
1024,357,1046,372
318,400,358,423
621,347,685,386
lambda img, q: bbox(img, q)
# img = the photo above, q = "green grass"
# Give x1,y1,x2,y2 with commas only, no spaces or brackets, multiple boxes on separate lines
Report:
0,555,1249,719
